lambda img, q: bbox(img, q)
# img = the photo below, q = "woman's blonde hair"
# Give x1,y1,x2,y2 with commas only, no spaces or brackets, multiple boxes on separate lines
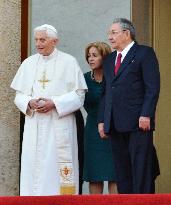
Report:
85,41,111,62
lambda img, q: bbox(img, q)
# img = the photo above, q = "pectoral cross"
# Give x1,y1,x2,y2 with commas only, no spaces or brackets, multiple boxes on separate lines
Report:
38,71,50,89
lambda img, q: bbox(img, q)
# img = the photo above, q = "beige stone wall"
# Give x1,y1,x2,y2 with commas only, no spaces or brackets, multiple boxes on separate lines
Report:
0,0,21,195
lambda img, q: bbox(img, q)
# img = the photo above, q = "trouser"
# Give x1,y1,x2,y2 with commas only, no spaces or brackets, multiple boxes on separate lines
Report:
110,129,159,194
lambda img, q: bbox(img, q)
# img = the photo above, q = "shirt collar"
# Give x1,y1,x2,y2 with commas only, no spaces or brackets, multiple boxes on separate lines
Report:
117,41,135,62
41,48,58,61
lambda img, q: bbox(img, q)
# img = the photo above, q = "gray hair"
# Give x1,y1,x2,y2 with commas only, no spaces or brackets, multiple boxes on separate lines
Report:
113,18,136,40
34,24,58,39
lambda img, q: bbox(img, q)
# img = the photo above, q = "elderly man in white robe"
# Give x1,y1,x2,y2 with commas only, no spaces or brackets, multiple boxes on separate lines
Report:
11,24,87,196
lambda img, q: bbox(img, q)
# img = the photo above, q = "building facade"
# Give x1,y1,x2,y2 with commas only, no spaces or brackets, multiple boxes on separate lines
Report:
0,0,170,195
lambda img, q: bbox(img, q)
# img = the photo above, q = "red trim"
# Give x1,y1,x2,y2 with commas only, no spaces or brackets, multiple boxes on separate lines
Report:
0,194,170,205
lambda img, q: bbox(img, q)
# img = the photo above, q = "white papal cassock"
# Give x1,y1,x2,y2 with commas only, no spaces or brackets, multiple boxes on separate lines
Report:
11,48,87,196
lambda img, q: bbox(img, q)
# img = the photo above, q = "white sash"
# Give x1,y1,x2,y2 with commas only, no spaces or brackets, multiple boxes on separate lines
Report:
56,128,76,195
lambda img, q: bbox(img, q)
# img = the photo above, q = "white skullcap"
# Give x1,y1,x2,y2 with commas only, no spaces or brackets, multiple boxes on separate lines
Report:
34,24,58,38
38,24,57,34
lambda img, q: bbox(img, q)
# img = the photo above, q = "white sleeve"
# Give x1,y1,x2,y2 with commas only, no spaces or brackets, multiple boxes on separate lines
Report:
14,91,33,116
51,89,85,117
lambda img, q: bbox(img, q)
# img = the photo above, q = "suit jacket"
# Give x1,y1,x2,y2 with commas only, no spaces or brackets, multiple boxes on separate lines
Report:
98,43,160,133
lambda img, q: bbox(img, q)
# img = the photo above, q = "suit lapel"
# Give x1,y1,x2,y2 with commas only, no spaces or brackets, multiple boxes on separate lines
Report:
113,43,138,81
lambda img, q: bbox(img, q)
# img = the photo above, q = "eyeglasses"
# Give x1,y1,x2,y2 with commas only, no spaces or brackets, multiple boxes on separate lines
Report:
107,29,127,36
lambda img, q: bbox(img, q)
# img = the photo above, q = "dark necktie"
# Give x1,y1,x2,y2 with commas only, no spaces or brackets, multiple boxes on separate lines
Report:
114,53,122,75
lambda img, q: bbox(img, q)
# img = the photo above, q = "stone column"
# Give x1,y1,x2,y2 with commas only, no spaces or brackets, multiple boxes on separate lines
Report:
0,0,21,195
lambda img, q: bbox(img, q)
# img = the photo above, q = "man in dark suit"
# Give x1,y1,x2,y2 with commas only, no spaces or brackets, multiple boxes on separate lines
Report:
98,18,160,194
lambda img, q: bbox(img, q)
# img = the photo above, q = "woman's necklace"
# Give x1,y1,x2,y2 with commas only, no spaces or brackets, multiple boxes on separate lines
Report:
91,71,102,83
